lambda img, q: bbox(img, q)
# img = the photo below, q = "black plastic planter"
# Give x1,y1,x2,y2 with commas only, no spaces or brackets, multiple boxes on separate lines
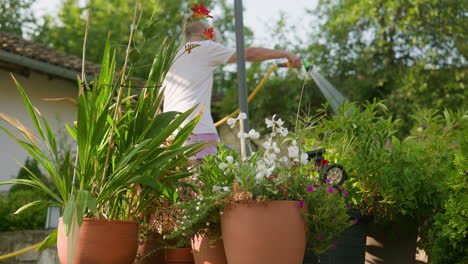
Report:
303,210,368,264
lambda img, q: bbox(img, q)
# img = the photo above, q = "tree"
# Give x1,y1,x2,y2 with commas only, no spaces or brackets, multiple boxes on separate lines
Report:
36,0,221,78
305,0,467,134
0,0,37,36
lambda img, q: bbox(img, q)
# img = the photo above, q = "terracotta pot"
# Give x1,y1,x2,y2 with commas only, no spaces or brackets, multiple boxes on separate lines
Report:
365,219,418,264
191,234,227,264
57,217,138,264
221,200,307,264
165,248,194,264
134,233,166,264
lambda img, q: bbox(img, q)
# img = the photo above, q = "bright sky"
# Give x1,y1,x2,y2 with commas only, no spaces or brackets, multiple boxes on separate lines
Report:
32,0,318,46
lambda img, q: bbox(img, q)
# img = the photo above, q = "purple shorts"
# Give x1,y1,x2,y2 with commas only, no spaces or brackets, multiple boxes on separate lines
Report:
187,133,219,160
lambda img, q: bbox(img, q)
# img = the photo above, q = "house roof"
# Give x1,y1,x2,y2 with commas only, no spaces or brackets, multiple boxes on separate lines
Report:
0,31,100,80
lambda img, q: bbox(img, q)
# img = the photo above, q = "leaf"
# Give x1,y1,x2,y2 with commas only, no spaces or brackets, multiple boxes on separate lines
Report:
37,229,58,251
41,97,78,105
0,112,40,146
62,195,75,236
14,200,56,215
9,74,45,140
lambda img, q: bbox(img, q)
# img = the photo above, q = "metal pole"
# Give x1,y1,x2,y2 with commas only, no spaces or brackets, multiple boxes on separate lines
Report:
234,0,250,158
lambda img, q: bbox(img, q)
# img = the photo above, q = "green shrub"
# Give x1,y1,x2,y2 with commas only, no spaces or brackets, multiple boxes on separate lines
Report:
0,158,49,231
422,128,468,264
0,190,47,231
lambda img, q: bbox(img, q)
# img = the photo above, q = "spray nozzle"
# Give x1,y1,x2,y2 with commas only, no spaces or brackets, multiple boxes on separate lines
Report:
277,61,292,68
302,59,313,71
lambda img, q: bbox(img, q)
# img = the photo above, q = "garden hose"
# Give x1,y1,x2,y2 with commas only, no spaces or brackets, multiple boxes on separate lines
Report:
215,62,292,127
0,242,41,260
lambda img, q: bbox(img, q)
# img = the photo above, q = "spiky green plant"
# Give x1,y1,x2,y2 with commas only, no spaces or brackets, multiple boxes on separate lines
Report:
0,20,203,252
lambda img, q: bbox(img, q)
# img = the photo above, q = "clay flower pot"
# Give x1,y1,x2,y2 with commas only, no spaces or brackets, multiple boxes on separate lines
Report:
165,248,194,264
221,200,307,264
191,234,227,264
134,233,166,264
57,217,138,264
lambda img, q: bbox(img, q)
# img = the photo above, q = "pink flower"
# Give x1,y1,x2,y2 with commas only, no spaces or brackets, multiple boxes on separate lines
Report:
307,185,313,192
298,201,305,208
325,179,331,184
327,187,335,193
346,203,352,208
343,190,349,196
353,218,359,223
137,213,144,218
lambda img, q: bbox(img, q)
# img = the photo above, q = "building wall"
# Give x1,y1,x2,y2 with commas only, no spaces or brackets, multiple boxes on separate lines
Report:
0,230,59,264
0,69,77,191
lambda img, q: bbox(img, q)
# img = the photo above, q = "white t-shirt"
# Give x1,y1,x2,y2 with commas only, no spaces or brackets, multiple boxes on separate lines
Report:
162,40,235,134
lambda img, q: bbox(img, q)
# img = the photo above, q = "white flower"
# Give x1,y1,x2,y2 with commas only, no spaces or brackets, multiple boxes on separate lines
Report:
206,222,210,226
262,140,272,150
288,145,299,158
237,132,249,139
182,226,185,230
212,186,222,192
238,112,247,120
265,114,276,128
278,127,289,137
174,227,178,232
248,129,260,139
272,142,280,153
279,156,289,163
226,156,234,164
222,186,230,191
196,206,200,211
227,118,237,128
219,162,228,170
300,153,309,165
275,118,284,127
267,153,277,162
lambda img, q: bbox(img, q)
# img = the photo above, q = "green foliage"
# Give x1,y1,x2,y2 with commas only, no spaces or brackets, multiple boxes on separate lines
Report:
167,115,353,254
422,127,468,264
36,0,222,78
305,0,467,135
9,158,49,193
0,190,47,232
303,100,466,223
0,158,49,232
0,14,204,249
0,0,37,36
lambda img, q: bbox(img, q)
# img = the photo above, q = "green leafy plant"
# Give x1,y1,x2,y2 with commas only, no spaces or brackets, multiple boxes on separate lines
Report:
0,14,204,253
167,113,353,254
303,100,467,224
420,123,468,264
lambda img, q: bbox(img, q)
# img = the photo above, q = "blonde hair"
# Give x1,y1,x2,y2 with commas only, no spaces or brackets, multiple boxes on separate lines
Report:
182,14,221,43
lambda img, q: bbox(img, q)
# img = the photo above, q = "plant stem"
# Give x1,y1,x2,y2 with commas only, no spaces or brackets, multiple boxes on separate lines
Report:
71,9,90,197
100,2,139,195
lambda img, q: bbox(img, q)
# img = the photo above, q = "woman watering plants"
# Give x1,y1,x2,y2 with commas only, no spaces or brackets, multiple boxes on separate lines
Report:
162,4,302,159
